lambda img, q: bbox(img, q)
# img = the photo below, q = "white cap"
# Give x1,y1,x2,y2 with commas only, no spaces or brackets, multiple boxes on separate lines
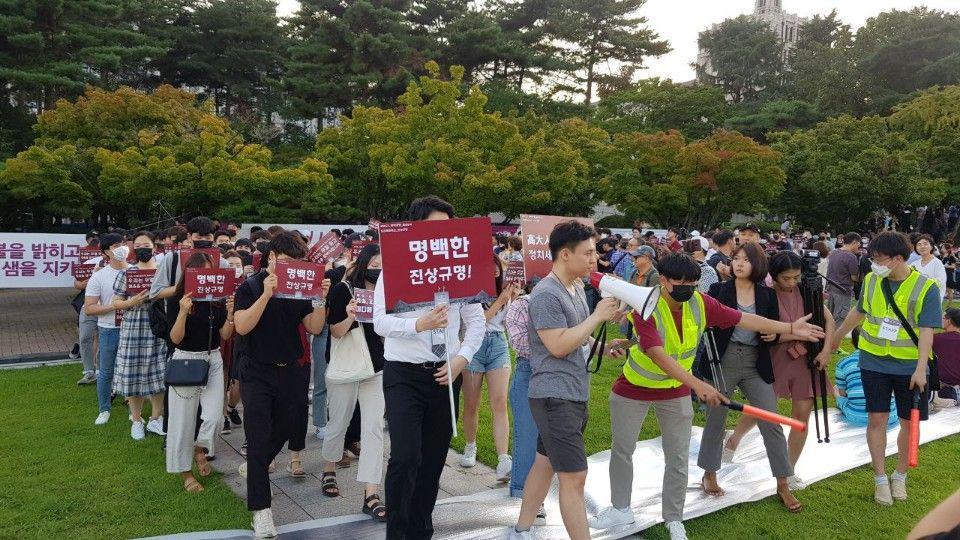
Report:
690,230,701,238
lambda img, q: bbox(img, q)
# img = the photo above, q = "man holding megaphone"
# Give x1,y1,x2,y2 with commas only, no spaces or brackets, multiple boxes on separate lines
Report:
589,253,825,540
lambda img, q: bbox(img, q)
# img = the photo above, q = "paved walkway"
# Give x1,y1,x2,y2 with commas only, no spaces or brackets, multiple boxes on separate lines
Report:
212,416,504,526
0,288,77,360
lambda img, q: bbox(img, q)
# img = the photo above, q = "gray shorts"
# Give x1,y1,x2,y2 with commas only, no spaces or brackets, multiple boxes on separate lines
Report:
827,290,853,323
529,397,588,473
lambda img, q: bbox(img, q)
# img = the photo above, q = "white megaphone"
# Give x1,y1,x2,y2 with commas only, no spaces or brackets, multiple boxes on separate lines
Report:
590,272,660,320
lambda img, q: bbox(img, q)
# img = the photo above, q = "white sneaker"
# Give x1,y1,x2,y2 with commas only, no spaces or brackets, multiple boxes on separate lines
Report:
146,417,165,436
588,506,635,529
891,478,907,501
875,482,893,506
508,527,532,540
460,442,477,468
496,454,512,482
666,521,689,540
315,426,327,441
94,411,111,425
251,508,278,538
130,420,146,440
239,462,247,478
788,475,807,491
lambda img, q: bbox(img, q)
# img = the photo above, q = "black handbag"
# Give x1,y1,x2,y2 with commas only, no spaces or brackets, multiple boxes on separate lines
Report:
149,253,178,339
71,291,85,314
880,278,940,389
164,356,209,387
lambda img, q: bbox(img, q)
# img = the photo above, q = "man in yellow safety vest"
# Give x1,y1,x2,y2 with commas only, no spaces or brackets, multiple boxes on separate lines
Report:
831,231,941,506
589,253,825,540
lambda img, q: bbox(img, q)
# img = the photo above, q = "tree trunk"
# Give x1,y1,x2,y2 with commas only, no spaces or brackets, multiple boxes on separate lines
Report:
585,62,595,105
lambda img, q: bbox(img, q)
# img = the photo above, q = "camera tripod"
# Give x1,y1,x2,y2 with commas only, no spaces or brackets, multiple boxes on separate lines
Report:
801,271,831,443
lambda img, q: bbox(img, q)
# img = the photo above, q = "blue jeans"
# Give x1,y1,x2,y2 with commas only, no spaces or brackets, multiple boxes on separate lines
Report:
467,331,510,372
509,357,538,498
311,326,329,429
96,326,120,413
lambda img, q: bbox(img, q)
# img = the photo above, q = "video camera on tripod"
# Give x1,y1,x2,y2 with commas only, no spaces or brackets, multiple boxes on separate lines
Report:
799,249,831,443
800,250,821,279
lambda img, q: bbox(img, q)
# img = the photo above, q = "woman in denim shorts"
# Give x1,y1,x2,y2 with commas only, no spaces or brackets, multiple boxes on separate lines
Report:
460,256,521,482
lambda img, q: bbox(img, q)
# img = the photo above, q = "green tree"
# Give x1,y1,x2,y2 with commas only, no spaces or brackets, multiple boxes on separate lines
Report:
548,0,669,104
593,78,727,139
697,15,784,104
771,115,946,230
786,11,865,117
724,100,822,142
888,85,960,202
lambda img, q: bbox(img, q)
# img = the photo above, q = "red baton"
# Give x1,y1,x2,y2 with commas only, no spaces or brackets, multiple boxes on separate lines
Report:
908,390,921,468
727,400,807,432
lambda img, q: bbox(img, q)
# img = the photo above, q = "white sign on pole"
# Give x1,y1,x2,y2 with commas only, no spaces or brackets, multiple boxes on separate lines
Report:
0,233,88,288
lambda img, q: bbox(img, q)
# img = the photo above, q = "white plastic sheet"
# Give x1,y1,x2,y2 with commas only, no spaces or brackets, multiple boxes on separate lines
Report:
144,407,960,540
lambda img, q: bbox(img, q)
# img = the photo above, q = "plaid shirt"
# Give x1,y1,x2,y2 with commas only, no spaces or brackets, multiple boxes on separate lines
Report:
504,295,531,359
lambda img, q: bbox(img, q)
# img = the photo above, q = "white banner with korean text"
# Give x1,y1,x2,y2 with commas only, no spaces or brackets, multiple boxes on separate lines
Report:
0,233,88,288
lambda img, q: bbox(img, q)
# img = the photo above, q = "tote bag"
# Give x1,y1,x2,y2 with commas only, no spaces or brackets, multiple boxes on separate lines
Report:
326,283,375,384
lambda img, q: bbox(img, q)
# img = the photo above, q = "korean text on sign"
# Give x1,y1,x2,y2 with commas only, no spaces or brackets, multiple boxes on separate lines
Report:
0,233,92,288
184,268,237,301
354,288,374,323
125,269,156,295
274,260,325,299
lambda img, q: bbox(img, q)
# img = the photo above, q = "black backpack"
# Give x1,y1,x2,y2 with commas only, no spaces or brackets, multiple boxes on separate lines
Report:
148,253,177,341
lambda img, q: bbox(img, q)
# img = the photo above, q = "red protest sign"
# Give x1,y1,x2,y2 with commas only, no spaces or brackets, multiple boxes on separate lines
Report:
179,248,221,270
354,288,374,323
351,240,373,260
274,260,325,299
72,247,103,279
184,268,237,300
125,241,137,263
252,251,262,271
307,232,344,264
379,217,496,312
125,269,156,295
520,214,595,280
505,259,525,285
368,219,381,232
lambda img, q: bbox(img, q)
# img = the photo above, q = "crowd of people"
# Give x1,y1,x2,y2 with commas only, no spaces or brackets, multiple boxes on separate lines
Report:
69,203,960,540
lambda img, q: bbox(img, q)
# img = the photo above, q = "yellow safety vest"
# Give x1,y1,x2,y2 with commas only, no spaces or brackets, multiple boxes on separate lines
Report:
624,291,706,389
859,269,935,362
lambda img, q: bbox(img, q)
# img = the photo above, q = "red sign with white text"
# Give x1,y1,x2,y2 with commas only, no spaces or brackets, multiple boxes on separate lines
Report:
379,217,496,312
274,260,325,299
252,252,263,270
307,232,344,264
124,269,156,295
71,247,103,280
505,259,525,285
179,248,221,270
350,240,373,260
520,214,595,280
354,288,374,323
184,268,237,300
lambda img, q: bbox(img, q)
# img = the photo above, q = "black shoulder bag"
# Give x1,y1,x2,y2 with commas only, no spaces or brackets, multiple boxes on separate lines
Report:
149,252,177,339
880,278,940,389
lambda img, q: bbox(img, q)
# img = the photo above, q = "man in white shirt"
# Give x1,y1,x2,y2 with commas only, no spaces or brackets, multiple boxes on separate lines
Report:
83,233,131,425
373,196,486,539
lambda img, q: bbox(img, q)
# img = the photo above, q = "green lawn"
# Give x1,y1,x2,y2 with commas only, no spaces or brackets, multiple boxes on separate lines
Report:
452,326,960,539
0,364,249,539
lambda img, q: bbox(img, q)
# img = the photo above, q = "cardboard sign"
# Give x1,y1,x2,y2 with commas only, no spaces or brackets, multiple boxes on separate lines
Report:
72,247,104,280
124,269,156,295
184,268,237,301
307,232,345,264
274,260,325,299
350,240,373,260
354,288,374,323
379,217,496,312
519,214,595,280
505,259,525,285
178,248,221,270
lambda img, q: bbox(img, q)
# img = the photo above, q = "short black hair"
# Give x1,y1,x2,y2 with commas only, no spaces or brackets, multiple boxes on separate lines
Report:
234,238,253,249
342,228,355,237
365,229,380,241
945,308,960,328
915,234,935,254
843,232,862,245
868,231,911,261
908,232,921,246
132,230,156,244
732,242,769,282
407,195,454,221
769,251,803,279
98,233,124,254
267,230,307,260
343,233,365,248
548,220,595,259
215,231,231,240
657,253,701,282
85,231,99,240
187,216,215,236
250,226,264,235
330,228,342,238
713,229,735,247
251,230,271,243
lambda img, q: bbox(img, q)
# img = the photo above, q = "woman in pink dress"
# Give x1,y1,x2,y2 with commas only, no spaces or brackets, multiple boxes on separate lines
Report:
722,251,835,489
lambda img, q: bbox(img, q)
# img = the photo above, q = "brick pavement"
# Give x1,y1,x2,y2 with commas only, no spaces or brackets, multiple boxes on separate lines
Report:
0,288,78,360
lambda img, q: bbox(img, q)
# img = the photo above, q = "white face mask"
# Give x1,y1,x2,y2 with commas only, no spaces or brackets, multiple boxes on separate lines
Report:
871,262,892,278
112,245,130,262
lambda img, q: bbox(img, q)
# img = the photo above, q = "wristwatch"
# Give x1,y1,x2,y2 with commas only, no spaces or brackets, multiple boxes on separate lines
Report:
312,298,326,309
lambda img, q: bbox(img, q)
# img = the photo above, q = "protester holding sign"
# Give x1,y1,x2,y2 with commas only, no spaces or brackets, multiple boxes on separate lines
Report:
75,232,102,385
461,256,522,483
321,243,388,522
166,252,235,493
84,233,133,426
110,231,166,441
233,231,330,538
504,277,541,500
372,196,487,540
511,220,629,540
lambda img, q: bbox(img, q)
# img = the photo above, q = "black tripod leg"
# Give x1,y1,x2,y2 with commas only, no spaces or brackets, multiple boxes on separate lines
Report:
820,369,830,442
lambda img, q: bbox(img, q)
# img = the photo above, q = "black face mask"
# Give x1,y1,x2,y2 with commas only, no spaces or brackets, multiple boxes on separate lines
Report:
134,248,154,263
193,240,214,249
668,284,695,303
365,269,381,283
256,241,270,254
218,243,232,251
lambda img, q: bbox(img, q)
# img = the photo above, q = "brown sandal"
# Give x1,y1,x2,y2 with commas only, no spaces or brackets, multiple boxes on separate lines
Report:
195,450,211,477
287,458,306,478
183,476,204,492
701,474,725,497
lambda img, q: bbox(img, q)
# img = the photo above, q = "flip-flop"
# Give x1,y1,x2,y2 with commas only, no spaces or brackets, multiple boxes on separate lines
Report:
700,474,725,497
183,476,204,493
194,450,211,477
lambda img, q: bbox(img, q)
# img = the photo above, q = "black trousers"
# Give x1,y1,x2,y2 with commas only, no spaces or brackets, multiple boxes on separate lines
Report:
383,360,454,539
286,361,311,452
241,362,306,511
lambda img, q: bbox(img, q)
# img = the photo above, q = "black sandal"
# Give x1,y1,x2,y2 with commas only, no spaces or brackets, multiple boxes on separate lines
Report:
362,493,387,522
322,472,339,498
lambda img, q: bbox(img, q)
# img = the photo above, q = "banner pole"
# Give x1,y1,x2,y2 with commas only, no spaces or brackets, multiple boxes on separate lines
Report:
443,327,457,437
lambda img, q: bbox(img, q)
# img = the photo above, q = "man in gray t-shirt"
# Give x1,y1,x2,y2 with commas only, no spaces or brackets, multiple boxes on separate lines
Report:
825,232,862,323
513,220,626,540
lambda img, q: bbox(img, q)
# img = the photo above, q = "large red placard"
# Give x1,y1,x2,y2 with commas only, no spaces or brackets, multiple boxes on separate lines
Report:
379,217,496,312
274,260,326,299
124,269,156,295
306,232,345,264
184,268,237,300
519,214,595,280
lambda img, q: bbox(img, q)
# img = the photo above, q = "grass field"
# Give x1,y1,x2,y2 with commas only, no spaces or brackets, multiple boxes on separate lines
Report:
451,326,960,539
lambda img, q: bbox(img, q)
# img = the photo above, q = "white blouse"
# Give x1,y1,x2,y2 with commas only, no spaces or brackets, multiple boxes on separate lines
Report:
911,257,948,299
